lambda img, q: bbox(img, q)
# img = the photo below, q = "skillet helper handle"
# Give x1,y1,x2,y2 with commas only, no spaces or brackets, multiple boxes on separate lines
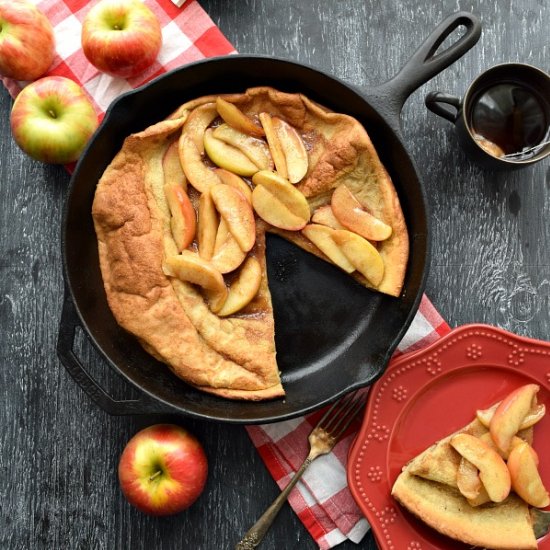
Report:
373,11,481,117
57,290,173,416
425,91,461,122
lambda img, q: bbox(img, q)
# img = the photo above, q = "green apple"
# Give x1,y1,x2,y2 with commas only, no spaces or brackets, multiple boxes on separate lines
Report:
10,76,98,164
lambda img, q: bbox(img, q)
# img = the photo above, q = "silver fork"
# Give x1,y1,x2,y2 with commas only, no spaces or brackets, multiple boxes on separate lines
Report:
235,391,366,549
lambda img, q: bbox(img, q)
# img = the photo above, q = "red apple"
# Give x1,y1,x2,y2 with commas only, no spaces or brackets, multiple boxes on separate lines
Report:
10,76,99,164
0,0,55,81
118,424,208,516
81,0,162,79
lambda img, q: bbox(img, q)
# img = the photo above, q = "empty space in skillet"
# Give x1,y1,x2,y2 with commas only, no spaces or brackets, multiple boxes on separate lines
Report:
63,56,427,423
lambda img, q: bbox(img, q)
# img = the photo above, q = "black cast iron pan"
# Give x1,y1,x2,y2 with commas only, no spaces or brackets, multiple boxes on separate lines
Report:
57,12,481,424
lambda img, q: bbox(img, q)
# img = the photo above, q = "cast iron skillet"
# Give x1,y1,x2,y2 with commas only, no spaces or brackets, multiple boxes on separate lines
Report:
57,12,481,424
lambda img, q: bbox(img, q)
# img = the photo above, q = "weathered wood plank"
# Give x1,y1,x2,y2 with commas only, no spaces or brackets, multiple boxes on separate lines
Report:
0,0,548,548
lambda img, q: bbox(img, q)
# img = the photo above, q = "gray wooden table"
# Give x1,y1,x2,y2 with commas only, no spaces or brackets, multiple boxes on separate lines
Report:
1,1,548,549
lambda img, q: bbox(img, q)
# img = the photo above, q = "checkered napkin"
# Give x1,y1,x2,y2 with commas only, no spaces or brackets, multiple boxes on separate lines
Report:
246,295,450,549
1,3,451,548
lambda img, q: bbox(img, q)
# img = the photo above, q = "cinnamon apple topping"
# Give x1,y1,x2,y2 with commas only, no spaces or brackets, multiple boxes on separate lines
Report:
159,93,403,316
92,86,409,400
392,384,549,549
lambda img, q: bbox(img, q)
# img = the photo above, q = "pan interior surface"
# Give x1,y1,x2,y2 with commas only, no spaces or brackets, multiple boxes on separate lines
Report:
63,56,428,423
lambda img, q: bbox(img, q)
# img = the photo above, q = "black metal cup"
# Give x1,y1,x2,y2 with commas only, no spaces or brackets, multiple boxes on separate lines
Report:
426,63,550,170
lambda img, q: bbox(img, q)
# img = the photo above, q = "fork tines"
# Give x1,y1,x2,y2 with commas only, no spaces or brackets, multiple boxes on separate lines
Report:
316,391,366,441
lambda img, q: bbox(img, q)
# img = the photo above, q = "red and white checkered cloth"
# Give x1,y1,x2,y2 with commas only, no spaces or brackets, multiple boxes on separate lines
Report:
2,2,451,548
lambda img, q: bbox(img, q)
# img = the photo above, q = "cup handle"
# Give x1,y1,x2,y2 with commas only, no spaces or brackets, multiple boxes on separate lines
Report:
425,91,461,123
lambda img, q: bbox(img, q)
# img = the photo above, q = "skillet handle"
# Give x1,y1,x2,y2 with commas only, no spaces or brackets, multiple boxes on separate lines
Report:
56,290,174,416
370,11,481,121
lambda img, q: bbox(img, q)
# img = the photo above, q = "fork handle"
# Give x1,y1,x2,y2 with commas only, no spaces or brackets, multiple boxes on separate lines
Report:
235,457,313,549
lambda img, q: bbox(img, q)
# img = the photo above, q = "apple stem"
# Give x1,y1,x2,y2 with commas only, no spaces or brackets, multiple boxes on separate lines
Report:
48,109,57,119
149,470,162,482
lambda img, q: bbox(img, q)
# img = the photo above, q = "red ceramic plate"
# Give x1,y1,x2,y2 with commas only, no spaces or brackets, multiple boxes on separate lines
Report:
348,323,550,550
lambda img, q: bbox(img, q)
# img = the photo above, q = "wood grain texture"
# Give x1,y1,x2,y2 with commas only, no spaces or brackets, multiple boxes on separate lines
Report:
0,0,548,549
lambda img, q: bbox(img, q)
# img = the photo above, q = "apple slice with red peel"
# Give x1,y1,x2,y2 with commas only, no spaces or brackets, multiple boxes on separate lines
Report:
163,251,227,313
302,224,355,273
213,124,273,170
331,229,384,286
179,133,222,193
456,457,482,500
259,112,288,179
210,219,247,274
477,401,545,430
216,97,265,138
197,191,218,260
215,169,252,203
162,140,187,190
478,431,530,460
331,184,392,241
218,257,262,317
183,103,218,153
252,170,310,230
507,440,550,508
210,184,256,252
490,384,540,454
271,116,308,184
311,205,346,229
203,129,259,177
163,184,196,251
450,433,511,503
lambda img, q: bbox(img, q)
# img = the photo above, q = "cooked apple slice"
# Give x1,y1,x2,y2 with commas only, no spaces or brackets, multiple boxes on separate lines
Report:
210,219,247,274
203,129,259,177
456,458,482,500
271,116,308,184
183,102,218,153
210,184,256,252
302,224,355,273
311,205,345,229
259,112,288,179
218,257,262,317
162,140,187,191
197,190,218,260
508,440,550,508
252,170,310,230
252,185,308,231
331,229,384,287
179,133,222,193
163,183,196,251
477,401,545,430
450,433,511,503
490,384,540,454
215,169,252,203
467,485,492,507
163,251,227,313
213,123,273,170
478,431,530,460
216,97,265,138
331,184,392,241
